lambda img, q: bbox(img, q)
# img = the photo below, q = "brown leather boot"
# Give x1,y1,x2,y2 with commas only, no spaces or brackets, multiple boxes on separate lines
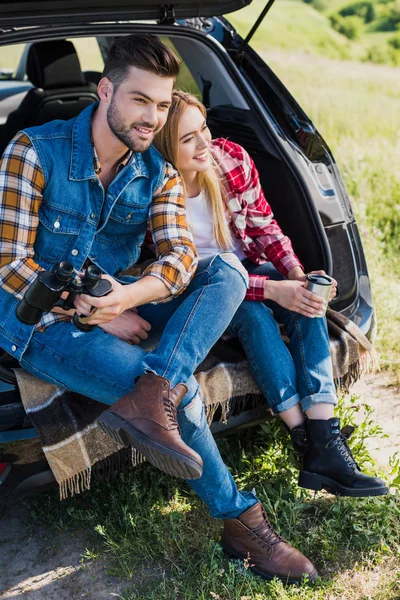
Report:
221,502,317,584
97,373,203,480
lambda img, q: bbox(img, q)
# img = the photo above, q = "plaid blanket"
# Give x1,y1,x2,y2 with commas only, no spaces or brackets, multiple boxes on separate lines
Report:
15,309,378,499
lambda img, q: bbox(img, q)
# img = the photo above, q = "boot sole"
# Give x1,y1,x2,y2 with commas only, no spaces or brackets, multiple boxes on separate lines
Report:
298,471,389,497
97,411,203,480
222,544,318,584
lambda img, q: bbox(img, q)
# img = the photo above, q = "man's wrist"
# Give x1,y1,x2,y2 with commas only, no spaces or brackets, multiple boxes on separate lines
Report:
124,275,170,308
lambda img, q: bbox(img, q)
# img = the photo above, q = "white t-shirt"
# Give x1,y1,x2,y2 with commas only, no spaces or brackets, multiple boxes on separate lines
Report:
186,190,246,261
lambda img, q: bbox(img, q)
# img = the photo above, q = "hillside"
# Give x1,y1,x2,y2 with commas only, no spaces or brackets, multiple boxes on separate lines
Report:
229,0,400,64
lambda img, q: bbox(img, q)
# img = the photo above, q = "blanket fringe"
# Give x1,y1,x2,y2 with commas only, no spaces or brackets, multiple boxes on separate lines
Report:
205,393,266,425
334,350,380,396
59,446,146,500
60,467,92,500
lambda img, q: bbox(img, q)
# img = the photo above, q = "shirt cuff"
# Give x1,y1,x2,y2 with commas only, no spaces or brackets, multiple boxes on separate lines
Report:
245,274,267,301
277,255,304,278
142,260,196,304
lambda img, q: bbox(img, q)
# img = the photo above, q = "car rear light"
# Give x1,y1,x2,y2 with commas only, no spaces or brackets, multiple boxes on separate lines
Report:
0,462,11,485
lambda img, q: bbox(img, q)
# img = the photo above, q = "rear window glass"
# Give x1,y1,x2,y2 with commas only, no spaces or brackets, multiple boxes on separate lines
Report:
0,44,26,80
162,38,201,98
68,37,104,73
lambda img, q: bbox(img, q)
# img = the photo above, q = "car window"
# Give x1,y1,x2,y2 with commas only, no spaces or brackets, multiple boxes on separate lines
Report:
162,38,202,98
68,37,104,74
0,44,26,80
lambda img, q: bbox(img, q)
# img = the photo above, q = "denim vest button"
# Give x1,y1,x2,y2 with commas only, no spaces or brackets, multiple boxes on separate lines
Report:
54,221,60,229
90,213,96,219
71,249,79,256
11,345,17,352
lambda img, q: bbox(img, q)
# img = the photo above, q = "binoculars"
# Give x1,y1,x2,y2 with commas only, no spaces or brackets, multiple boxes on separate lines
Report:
16,261,112,332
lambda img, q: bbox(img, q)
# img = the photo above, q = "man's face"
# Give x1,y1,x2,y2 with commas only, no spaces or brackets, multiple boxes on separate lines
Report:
106,66,174,153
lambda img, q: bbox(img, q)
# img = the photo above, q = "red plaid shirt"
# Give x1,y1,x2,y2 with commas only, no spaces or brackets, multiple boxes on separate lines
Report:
212,139,303,301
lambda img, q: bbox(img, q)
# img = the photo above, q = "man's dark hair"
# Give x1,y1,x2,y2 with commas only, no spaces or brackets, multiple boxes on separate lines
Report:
102,33,180,88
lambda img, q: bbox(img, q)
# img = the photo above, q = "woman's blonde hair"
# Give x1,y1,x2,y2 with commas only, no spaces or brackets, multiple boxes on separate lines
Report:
154,90,232,251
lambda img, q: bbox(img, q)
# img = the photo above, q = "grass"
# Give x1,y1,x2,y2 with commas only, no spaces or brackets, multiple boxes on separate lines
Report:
28,399,400,599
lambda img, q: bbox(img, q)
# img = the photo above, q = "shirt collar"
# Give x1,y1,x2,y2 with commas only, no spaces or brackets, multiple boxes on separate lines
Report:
92,142,134,175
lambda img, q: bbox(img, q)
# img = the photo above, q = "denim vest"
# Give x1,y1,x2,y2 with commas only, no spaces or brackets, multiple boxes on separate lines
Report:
0,104,166,359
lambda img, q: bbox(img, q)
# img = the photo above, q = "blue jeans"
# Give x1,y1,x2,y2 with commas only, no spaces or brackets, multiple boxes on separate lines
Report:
20,254,258,519
226,261,337,414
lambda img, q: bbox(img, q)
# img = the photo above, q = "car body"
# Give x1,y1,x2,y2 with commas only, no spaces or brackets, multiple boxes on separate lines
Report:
0,0,375,500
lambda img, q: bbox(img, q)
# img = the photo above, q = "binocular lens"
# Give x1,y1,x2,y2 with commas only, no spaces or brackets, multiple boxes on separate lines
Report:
85,265,101,281
55,261,74,282
16,301,45,325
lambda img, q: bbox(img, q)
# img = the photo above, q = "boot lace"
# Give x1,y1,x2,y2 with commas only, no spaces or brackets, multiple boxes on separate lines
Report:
163,397,179,429
248,516,283,551
330,425,359,471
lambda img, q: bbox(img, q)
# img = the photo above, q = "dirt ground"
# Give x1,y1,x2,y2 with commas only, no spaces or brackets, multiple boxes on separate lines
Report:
0,373,399,600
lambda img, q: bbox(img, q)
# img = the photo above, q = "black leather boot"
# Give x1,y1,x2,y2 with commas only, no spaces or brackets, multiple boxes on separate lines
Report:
290,425,307,454
288,424,307,467
298,418,388,497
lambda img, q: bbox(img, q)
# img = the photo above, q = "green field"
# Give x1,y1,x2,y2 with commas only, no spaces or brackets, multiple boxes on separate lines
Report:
229,0,354,59
229,0,400,64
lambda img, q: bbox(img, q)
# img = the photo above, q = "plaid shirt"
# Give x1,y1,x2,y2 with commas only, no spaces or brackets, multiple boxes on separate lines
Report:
212,139,303,301
0,133,197,330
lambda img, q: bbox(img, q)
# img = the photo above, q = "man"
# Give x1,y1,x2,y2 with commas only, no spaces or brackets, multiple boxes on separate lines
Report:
0,34,317,583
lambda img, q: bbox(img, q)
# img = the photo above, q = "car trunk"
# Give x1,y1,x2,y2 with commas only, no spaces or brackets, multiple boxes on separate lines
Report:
0,0,252,28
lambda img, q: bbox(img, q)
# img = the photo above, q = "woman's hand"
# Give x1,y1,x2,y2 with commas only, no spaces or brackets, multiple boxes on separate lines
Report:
287,267,338,301
307,270,338,300
264,279,326,318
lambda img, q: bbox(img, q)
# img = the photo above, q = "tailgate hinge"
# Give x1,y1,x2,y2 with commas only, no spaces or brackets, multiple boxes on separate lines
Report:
159,4,176,25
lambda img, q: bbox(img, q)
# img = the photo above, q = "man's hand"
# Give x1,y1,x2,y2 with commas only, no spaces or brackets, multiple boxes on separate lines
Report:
99,308,152,344
264,279,326,318
73,275,132,325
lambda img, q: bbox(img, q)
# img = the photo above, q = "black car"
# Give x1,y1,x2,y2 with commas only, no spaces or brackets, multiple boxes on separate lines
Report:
0,0,375,500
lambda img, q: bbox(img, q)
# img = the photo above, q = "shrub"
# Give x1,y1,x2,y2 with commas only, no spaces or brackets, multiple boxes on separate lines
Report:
339,1,376,24
388,32,400,48
303,0,329,10
376,0,400,30
364,42,400,64
330,13,364,40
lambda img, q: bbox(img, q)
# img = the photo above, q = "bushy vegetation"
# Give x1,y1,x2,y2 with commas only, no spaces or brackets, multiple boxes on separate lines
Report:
298,0,400,63
388,31,400,47
339,1,377,23
330,13,364,39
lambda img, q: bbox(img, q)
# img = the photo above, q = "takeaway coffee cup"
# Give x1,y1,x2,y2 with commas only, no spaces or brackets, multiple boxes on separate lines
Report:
305,274,334,317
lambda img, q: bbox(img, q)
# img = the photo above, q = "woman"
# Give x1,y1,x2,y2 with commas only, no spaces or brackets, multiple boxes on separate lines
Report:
154,90,387,498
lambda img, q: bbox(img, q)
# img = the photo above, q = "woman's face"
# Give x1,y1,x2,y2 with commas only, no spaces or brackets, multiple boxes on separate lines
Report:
176,105,212,175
